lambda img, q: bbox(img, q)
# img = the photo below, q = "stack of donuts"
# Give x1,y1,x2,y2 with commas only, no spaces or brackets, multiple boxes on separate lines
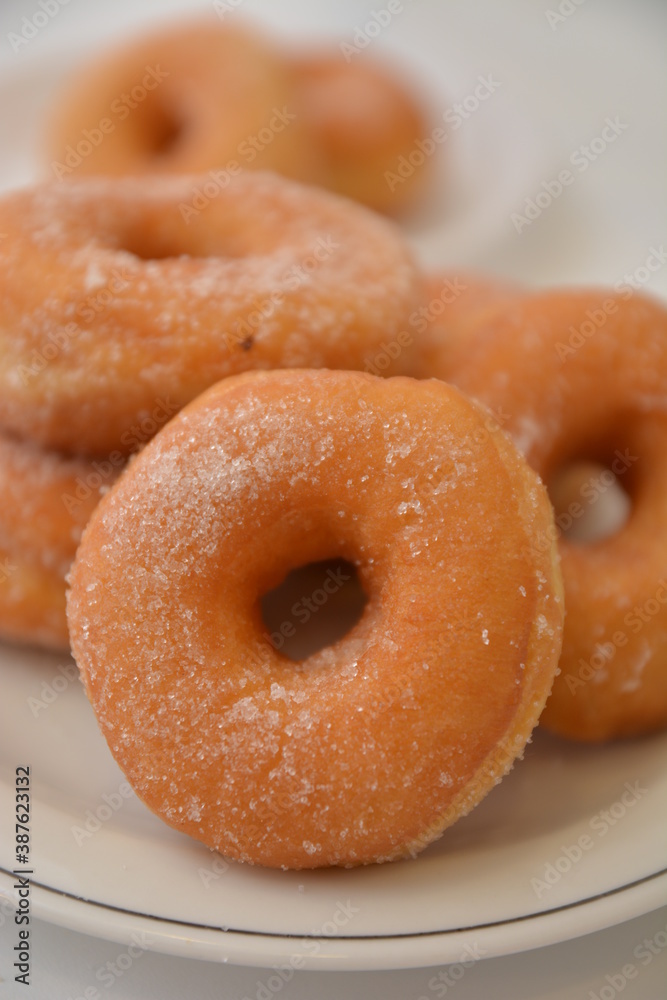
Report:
0,170,423,647
1,17,665,871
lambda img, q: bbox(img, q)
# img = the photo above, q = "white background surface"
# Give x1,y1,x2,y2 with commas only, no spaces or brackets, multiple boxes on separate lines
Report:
1,0,666,996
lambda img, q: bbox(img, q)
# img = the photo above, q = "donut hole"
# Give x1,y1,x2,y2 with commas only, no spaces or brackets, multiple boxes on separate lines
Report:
549,457,633,544
118,220,219,260
260,558,368,661
119,232,191,260
117,83,188,163
118,214,240,261
143,101,186,160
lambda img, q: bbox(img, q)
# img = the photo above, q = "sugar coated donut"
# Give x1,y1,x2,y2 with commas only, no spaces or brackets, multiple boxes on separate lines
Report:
293,54,430,214
68,369,563,869
0,172,422,457
442,288,667,741
46,21,320,184
0,432,120,650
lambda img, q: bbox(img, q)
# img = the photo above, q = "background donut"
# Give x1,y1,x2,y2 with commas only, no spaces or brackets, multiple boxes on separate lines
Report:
440,287,667,741
45,17,432,216
292,53,431,214
46,20,322,184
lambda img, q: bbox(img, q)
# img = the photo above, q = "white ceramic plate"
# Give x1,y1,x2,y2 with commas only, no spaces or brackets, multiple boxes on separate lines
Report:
1,642,666,970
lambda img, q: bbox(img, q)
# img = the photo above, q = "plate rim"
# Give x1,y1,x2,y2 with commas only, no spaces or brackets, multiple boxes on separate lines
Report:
2,867,666,970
